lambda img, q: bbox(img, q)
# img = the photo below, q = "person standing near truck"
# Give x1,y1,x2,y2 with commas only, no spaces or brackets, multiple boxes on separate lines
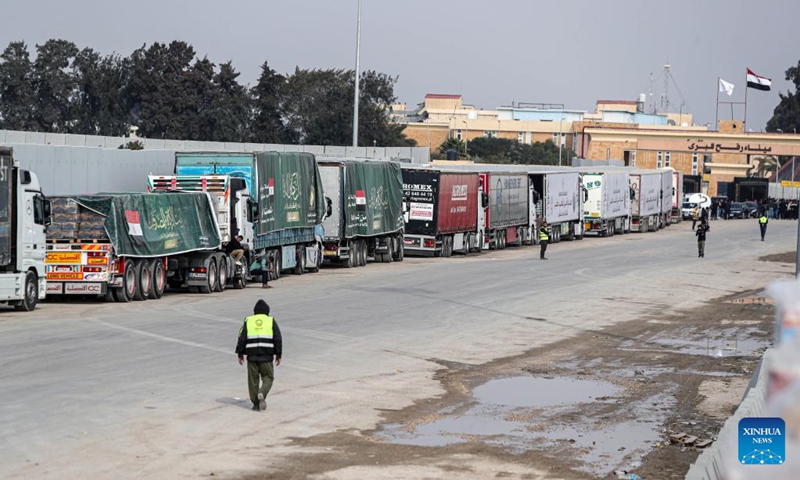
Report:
236,299,282,411
226,235,245,262
759,214,768,241
696,219,709,258
539,222,551,260
250,254,274,288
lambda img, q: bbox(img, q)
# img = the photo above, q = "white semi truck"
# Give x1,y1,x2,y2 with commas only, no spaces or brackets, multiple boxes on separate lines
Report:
0,148,50,311
630,170,662,232
529,168,585,242
580,169,632,236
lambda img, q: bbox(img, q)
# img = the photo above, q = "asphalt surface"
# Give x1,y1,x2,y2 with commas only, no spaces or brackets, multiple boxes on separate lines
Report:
0,218,796,479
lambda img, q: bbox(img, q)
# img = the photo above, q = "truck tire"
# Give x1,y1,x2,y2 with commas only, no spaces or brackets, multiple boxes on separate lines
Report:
150,259,166,299
200,259,217,294
113,259,137,302
344,242,355,268
216,256,227,291
394,237,404,262
14,271,38,311
273,250,282,279
380,241,390,264
133,259,152,301
294,248,305,275
444,236,453,257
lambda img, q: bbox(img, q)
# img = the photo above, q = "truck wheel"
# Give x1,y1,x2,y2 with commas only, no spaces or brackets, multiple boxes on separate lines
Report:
395,241,404,261
345,242,355,268
200,259,217,294
273,250,282,279
444,236,453,257
113,259,137,302
294,248,305,275
216,256,227,291
150,259,166,299
381,241,391,264
14,271,38,311
133,259,152,301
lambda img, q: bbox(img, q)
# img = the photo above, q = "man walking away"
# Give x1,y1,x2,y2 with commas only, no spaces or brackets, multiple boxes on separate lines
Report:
759,214,769,241
696,219,709,258
236,299,282,411
539,222,551,260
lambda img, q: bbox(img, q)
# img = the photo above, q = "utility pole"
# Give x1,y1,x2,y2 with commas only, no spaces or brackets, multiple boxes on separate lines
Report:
352,0,362,148
663,63,670,112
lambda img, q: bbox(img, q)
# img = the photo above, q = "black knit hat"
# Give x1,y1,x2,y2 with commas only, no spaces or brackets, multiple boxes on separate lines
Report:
254,299,270,315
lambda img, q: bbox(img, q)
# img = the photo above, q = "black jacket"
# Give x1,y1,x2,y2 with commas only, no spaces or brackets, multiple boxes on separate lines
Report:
696,224,709,241
236,316,282,363
225,238,243,254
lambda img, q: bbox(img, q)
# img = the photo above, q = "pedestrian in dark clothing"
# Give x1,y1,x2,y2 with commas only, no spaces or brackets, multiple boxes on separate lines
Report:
236,299,282,411
539,222,551,260
758,214,768,241
696,220,709,258
710,202,718,220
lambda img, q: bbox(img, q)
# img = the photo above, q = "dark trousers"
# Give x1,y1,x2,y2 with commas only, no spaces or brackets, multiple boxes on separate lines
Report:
247,361,274,404
252,268,269,285
760,225,767,240
692,218,697,230
540,240,548,259
698,240,705,257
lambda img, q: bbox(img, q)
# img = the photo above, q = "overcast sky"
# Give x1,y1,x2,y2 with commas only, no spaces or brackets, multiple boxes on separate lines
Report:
2,0,796,130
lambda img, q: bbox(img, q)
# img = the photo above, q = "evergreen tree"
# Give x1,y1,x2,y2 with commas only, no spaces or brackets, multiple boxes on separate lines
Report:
0,41,35,130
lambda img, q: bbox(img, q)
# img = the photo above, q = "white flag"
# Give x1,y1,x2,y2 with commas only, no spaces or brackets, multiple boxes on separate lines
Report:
719,78,734,96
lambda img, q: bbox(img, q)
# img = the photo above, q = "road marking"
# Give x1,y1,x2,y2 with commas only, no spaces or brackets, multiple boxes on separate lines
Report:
89,319,233,355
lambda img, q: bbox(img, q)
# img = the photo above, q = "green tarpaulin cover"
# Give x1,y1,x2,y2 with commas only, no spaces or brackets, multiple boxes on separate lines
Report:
255,152,326,235
70,192,221,258
342,160,404,238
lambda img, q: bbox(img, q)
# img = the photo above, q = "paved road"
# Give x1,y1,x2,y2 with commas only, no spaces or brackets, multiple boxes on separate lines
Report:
0,219,796,479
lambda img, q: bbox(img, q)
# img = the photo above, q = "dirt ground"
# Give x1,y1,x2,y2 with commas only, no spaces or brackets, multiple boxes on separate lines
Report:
239,258,790,480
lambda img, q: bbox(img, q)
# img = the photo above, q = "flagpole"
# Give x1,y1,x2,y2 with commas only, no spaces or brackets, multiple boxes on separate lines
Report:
716,77,720,130
744,68,749,130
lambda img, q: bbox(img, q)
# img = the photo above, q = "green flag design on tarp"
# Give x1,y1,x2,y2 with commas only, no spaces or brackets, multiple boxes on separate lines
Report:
255,152,326,235
70,192,221,257
343,160,404,238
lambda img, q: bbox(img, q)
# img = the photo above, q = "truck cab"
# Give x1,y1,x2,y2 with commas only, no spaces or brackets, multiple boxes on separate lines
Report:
0,149,50,311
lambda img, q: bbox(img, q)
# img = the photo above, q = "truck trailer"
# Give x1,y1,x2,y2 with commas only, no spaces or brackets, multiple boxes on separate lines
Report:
629,171,662,232
660,169,675,228
580,169,631,236
46,192,229,301
670,169,684,224
170,152,326,279
0,148,50,311
529,169,585,242
319,159,404,266
401,167,484,256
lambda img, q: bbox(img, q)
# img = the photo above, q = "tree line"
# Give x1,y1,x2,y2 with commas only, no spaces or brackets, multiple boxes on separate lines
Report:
437,137,572,165
0,39,415,146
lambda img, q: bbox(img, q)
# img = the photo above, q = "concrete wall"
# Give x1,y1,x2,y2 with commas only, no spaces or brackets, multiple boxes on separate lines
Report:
1,130,430,195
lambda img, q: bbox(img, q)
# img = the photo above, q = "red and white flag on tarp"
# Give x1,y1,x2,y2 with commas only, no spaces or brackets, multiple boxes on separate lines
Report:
125,210,144,236
355,190,366,210
746,69,772,91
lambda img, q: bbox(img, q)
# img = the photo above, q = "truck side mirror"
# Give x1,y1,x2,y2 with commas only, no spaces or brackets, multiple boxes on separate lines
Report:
481,192,489,209
629,188,635,200
325,197,333,218
250,202,259,220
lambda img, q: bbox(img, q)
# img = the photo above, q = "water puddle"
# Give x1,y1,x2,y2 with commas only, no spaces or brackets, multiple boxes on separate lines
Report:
619,328,768,357
377,377,666,476
473,376,620,407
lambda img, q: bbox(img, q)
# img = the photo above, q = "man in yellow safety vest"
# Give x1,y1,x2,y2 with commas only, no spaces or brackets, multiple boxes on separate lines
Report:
236,299,283,411
539,222,551,260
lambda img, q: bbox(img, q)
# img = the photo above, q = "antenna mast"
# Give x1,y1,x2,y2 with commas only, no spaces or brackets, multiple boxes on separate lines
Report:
662,63,671,112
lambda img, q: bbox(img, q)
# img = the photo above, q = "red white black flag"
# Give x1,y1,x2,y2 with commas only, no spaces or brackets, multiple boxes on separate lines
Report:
355,190,366,211
746,69,772,91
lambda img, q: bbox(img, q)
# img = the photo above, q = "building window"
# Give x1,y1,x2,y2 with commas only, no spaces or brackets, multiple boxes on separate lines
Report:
657,151,663,169
517,132,524,143
692,153,698,175
665,151,671,168
455,130,462,140
484,130,498,138
631,151,637,167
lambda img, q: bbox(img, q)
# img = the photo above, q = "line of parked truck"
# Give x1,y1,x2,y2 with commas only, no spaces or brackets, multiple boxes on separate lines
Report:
0,146,688,311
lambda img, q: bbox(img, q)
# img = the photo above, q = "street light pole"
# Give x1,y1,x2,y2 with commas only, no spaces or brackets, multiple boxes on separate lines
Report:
462,120,468,156
352,0,362,148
